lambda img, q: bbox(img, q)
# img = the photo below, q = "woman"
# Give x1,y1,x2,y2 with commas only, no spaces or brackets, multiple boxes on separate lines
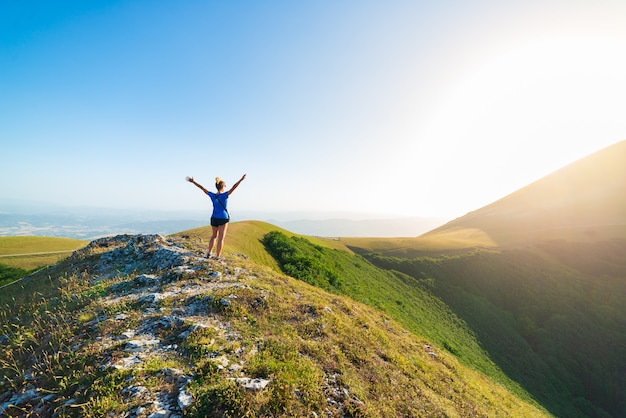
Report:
187,174,246,259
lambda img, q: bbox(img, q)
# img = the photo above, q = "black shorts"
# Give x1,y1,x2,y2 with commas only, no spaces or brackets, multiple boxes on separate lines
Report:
211,217,229,227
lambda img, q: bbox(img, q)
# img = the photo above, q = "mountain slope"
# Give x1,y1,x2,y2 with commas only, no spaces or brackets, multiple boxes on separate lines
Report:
365,246,626,417
182,223,541,400
175,220,355,268
0,233,548,417
424,139,626,246
348,140,626,417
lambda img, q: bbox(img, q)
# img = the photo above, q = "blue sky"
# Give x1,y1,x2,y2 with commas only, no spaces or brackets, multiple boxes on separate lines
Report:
2,0,626,221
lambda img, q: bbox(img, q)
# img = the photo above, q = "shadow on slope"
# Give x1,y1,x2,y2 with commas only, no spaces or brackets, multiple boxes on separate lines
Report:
364,242,626,418
257,229,548,408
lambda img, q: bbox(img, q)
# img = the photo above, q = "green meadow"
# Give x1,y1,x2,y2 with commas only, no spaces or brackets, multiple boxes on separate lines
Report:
0,236,87,287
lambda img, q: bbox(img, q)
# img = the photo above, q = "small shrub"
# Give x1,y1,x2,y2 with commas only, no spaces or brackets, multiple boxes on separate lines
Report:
262,231,342,291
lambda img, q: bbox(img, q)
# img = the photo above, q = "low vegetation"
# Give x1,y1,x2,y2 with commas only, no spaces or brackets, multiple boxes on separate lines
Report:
0,265,32,288
0,234,547,417
4,210,624,416
0,236,87,286
251,225,625,417
363,243,626,418
260,230,536,404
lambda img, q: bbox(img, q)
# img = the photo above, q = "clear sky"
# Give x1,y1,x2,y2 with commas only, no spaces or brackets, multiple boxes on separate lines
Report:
2,0,625,221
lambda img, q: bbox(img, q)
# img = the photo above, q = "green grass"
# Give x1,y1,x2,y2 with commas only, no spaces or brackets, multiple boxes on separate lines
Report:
185,220,626,417
0,236,87,269
0,236,87,286
258,230,539,405
175,221,353,269
0,264,32,288
185,263,547,417
365,242,626,418
341,230,498,257
0,234,549,417
0,236,87,255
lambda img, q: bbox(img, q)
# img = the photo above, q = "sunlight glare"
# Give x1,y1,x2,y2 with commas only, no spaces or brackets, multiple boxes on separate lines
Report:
401,35,626,218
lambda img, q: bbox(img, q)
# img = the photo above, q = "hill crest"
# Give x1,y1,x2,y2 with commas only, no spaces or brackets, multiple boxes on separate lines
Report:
424,139,626,246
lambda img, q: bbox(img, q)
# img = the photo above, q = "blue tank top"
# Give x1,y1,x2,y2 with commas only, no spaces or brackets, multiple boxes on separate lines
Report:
207,191,229,219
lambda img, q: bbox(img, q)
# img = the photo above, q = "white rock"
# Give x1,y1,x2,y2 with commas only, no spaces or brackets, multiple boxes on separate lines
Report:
116,355,143,369
147,409,170,418
230,377,271,391
126,338,160,351
121,330,135,339
178,388,193,410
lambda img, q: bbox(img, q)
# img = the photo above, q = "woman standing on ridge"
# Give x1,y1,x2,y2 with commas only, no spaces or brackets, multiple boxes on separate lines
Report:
186,174,246,259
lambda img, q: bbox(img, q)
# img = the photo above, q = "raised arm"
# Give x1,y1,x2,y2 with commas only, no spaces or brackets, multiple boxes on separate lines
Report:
186,176,209,194
227,174,247,195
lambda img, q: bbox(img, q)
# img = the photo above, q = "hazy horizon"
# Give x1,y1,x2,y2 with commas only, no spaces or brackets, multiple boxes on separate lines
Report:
1,198,449,239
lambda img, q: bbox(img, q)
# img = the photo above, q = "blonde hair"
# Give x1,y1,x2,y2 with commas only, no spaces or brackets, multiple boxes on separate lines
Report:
215,177,225,190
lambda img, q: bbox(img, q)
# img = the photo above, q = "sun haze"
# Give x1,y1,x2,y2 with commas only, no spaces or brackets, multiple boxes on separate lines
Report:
2,1,625,221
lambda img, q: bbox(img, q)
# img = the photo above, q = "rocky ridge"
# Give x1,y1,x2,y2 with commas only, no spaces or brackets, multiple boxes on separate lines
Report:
1,234,274,417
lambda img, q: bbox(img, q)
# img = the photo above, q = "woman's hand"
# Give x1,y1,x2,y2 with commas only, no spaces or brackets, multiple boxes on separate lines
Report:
227,174,247,195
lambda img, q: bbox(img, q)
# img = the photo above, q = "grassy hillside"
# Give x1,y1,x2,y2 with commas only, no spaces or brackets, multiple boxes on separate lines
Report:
226,227,548,405
0,233,547,417
369,140,626,417
0,236,87,256
340,231,497,258
175,221,353,269
362,243,626,417
423,140,626,247
0,236,87,286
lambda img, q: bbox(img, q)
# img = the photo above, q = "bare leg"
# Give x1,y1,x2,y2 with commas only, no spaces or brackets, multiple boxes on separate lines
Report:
215,223,228,257
207,226,219,257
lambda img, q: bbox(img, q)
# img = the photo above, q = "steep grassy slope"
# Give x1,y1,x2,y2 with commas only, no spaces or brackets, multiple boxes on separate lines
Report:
423,139,626,247
206,139,620,417
363,245,626,417
210,224,546,404
240,225,625,416
340,140,626,417
0,234,548,417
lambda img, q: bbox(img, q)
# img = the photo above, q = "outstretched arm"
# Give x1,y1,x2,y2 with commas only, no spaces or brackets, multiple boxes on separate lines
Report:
227,174,247,195
186,176,209,194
